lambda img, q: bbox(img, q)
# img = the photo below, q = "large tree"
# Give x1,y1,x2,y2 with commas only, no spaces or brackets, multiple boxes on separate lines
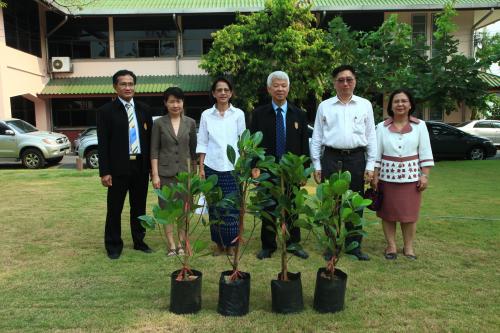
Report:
200,0,338,111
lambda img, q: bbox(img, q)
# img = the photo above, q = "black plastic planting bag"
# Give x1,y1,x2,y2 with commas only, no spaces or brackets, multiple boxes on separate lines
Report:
313,267,347,313
271,271,304,314
217,271,251,316
170,269,202,314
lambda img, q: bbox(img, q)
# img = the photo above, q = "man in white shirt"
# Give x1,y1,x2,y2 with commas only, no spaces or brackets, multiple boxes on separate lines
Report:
310,65,377,261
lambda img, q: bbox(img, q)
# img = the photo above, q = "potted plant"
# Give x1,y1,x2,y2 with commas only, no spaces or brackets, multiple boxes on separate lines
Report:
216,129,273,316
260,152,314,314
307,167,372,313
139,160,221,314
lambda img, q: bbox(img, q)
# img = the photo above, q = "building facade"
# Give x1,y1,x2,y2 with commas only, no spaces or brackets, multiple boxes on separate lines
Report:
0,0,499,141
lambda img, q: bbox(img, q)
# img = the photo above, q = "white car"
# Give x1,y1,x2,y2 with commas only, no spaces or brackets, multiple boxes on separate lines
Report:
456,120,500,147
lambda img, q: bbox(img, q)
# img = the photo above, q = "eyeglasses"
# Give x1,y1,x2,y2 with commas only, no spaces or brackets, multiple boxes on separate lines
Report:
117,82,135,88
336,77,355,84
215,88,231,93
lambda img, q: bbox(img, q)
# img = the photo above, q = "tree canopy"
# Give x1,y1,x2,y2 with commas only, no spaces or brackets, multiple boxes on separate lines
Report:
201,0,499,121
200,0,338,111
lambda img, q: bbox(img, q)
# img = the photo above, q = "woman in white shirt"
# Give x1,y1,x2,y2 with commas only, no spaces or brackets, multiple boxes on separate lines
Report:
371,89,434,260
196,77,246,256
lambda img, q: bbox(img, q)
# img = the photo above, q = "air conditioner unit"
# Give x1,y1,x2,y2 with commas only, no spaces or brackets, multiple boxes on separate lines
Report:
51,57,72,73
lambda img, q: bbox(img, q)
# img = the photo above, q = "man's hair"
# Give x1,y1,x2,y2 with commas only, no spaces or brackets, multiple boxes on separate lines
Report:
267,71,290,87
332,65,356,78
112,70,137,85
163,87,185,101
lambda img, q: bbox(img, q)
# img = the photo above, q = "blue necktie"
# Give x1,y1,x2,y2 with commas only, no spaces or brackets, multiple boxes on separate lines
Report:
276,107,285,160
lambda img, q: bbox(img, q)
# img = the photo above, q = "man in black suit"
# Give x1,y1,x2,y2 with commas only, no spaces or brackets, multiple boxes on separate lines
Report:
250,71,310,260
97,69,153,259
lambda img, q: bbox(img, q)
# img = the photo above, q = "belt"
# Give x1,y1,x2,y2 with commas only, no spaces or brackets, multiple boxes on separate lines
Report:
325,146,366,155
129,154,142,160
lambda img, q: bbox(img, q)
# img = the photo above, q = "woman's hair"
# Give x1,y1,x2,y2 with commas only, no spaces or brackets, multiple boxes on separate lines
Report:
211,77,233,92
387,89,416,118
210,77,233,104
163,87,184,101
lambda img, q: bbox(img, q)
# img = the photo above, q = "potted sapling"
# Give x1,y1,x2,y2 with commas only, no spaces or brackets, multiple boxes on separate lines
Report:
140,160,222,314
308,167,372,313
216,129,273,316
260,152,314,314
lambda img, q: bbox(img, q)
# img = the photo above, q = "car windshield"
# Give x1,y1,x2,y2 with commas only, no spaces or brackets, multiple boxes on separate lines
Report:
84,129,97,137
6,120,38,133
456,121,472,127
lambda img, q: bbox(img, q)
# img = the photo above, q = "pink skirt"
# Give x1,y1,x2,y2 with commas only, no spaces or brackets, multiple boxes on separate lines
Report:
376,181,421,223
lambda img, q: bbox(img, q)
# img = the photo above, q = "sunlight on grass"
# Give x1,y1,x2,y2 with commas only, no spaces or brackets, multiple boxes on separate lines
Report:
0,160,499,332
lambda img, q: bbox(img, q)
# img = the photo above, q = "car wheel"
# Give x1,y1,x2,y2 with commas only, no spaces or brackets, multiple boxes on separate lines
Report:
468,147,485,160
21,148,46,169
85,149,99,169
47,156,64,164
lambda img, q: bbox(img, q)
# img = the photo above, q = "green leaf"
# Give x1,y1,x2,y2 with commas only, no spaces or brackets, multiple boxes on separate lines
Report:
332,179,349,195
192,240,208,253
227,144,236,165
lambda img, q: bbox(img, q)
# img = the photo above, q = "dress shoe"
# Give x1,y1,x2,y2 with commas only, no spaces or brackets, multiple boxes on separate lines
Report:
287,249,309,259
347,250,370,261
107,252,121,260
256,248,274,260
133,244,153,253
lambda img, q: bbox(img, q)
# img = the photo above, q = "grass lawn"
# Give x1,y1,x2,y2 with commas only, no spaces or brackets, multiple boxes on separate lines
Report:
0,160,499,332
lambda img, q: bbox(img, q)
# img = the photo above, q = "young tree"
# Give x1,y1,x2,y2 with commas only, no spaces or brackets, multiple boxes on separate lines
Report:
200,0,338,111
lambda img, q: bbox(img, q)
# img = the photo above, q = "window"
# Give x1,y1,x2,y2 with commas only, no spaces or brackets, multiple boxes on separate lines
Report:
474,121,491,128
3,0,41,57
429,109,443,121
52,98,109,128
491,122,500,129
431,14,439,58
114,16,176,58
47,15,109,59
182,14,235,56
413,104,425,120
411,14,427,54
10,96,36,126
0,124,10,135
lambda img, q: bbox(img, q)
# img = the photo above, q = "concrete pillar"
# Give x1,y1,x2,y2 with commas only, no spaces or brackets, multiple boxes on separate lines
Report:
108,16,115,58
0,8,11,119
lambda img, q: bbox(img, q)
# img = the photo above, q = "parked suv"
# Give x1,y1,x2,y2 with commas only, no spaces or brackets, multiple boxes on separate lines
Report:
0,119,70,168
77,130,99,169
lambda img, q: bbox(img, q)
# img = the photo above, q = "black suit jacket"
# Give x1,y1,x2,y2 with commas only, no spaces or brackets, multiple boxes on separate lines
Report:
97,98,153,177
250,101,309,159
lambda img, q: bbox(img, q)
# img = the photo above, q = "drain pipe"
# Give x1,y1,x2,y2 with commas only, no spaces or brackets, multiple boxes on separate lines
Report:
173,13,182,77
470,8,494,58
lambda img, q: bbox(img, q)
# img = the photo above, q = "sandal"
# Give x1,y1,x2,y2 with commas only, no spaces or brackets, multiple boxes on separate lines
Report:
384,252,397,260
166,249,177,257
176,247,185,256
403,250,417,260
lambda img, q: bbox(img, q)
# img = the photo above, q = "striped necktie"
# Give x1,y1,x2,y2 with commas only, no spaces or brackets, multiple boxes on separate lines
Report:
125,103,139,154
276,107,285,160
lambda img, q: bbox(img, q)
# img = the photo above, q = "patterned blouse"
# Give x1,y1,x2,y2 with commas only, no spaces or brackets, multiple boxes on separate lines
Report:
375,116,434,183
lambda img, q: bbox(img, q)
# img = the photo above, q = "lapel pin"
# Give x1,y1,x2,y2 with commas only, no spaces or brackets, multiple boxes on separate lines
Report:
143,123,147,130
294,122,299,129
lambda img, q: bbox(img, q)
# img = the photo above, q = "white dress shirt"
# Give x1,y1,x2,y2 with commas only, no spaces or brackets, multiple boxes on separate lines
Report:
310,95,377,171
375,117,434,183
118,97,141,154
196,104,246,172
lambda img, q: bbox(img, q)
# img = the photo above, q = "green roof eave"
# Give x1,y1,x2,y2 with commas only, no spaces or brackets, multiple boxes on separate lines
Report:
479,71,500,89
44,1,500,16
39,75,211,96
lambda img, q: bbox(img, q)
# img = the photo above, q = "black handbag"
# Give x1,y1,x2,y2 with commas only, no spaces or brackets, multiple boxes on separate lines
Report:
365,186,382,211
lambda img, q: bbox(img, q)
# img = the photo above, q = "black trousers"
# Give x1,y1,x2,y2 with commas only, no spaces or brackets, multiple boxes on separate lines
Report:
261,177,301,251
104,158,149,255
321,148,366,252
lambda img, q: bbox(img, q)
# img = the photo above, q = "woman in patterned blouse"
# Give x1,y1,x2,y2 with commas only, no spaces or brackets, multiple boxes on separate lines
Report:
371,89,434,260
